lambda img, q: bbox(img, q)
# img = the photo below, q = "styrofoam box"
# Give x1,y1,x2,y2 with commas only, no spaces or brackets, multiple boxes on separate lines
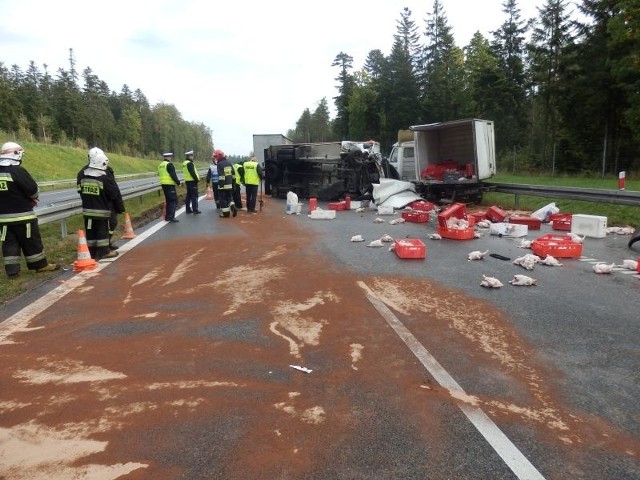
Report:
571,214,607,238
377,205,394,215
308,209,336,220
489,222,528,238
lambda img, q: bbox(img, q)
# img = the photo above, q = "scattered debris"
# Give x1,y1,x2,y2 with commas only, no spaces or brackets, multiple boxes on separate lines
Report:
367,239,385,248
489,253,510,261
468,250,489,261
480,275,504,288
513,253,541,270
567,233,585,244
428,233,442,240
606,226,636,235
517,239,533,249
289,365,313,374
373,217,385,224
380,234,394,243
593,263,614,274
476,220,492,229
616,259,638,270
350,235,365,242
509,274,538,286
389,218,406,225
539,254,563,266
355,207,366,213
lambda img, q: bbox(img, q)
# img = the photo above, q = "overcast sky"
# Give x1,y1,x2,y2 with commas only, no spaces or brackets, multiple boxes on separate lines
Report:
1,0,582,156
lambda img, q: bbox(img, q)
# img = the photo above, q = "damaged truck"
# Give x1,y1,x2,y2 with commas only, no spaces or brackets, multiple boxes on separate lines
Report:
263,140,385,201
388,118,497,204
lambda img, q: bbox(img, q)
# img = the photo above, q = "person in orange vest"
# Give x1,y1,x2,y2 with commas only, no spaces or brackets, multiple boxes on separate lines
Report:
0,142,60,277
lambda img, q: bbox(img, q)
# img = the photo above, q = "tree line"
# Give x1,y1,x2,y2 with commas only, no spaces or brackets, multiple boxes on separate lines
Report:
0,49,213,160
287,0,639,176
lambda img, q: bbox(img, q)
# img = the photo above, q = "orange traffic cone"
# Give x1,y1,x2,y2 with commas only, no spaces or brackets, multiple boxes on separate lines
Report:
205,186,214,200
121,212,136,239
73,230,98,272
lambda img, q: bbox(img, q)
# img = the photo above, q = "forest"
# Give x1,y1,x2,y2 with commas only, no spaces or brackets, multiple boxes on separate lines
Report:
287,0,639,176
0,0,638,175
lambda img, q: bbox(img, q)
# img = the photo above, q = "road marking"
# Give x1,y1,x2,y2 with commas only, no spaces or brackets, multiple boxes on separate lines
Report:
0,217,171,341
359,281,545,480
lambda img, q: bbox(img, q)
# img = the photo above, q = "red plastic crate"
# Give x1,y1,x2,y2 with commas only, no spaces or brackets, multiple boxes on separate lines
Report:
532,233,582,258
486,205,507,223
437,203,467,228
394,238,426,259
328,201,347,211
469,211,487,222
402,210,430,223
437,226,476,240
408,200,435,212
549,213,572,231
509,216,541,230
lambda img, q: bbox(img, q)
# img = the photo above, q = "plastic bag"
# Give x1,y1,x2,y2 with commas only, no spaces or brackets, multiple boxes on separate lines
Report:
286,191,299,215
531,202,559,222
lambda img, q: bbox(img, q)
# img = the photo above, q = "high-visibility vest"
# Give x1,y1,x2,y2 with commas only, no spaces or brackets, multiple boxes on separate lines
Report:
158,161,174,185
182,160,199,181
242,160,260,185
233,163,243,184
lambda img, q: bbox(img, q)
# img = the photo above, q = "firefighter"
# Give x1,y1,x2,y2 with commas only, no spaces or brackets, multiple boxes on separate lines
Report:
232,161,244,210
205,153,220,208
77,147,125,260
242,156,264,214
0,142,60,277
182,150,201,214
158,152,181,222
214,149,236,218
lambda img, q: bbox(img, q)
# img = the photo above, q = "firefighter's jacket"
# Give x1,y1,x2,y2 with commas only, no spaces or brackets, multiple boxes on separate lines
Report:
77,168,125,218
0,163,39,225
217,158,235,190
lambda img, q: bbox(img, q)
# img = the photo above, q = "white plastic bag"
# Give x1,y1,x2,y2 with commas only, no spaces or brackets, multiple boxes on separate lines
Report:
286,191,299,215
531,202,559,221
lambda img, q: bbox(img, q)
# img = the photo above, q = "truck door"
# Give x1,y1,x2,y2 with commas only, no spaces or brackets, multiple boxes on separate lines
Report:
474,121,496,179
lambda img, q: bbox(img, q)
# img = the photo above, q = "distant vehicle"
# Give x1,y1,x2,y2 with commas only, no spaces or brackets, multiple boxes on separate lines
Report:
388,119,496,204
263,140,385,201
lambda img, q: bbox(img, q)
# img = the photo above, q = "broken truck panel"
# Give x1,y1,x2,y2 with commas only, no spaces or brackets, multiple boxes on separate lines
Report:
264,140,385,201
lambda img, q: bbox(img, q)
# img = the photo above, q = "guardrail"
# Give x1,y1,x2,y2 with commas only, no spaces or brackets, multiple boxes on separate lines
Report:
485,182,640,207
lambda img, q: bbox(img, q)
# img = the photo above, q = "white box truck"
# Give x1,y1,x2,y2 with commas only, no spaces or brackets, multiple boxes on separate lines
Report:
252,134,293,166
387,119,496,204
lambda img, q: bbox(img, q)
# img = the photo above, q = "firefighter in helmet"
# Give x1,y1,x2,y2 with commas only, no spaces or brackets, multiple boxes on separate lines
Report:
0,142,60,277
214,149,237,218
77,147,125,260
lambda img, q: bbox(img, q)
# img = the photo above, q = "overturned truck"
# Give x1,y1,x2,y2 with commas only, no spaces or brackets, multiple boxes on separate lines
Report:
264,141,385,201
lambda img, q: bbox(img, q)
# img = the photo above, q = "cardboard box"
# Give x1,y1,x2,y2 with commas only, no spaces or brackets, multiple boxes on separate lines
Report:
394,238,426,259
571,214,607,238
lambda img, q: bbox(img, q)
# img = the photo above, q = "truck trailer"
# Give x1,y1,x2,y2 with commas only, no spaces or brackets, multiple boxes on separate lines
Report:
264,140,385,201
252,134,293,166
388,119,496,204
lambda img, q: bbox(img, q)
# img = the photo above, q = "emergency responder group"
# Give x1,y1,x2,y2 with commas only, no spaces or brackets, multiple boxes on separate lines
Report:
1,142,264,278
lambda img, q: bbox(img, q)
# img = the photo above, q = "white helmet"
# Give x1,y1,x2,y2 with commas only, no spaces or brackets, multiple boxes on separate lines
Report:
0,142,25,164
88,147,109,170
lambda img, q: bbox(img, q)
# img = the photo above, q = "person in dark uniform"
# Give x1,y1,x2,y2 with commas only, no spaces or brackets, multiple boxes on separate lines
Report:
182,150,201,214
158,152,181,222
77,147,125,260
0,141,60,277
214,149,236,218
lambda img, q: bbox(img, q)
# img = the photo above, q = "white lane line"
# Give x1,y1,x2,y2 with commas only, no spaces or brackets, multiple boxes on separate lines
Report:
359,282,545,480
0,217,171,341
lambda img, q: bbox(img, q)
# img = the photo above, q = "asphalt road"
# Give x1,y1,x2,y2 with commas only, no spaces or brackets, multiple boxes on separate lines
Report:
1,195,638,479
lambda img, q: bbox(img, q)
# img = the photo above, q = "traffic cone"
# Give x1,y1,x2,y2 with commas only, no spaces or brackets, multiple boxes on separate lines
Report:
205,186,214,200
73,230,98,272
121,213,137,239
